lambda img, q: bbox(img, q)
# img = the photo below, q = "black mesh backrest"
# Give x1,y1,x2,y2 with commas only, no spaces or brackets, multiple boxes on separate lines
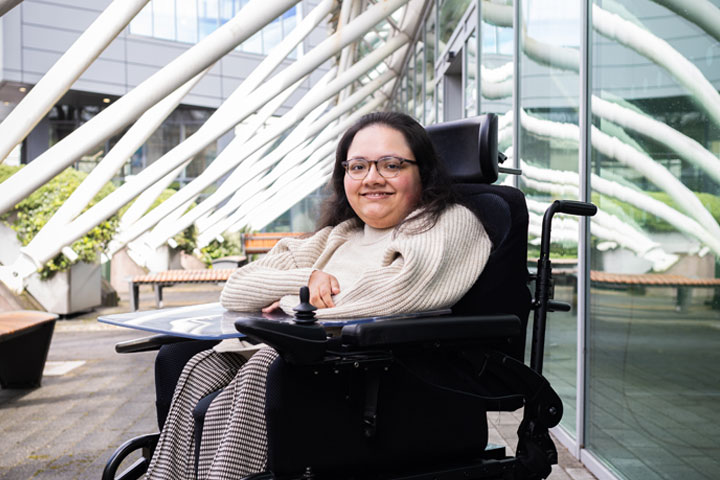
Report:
451,184,531,360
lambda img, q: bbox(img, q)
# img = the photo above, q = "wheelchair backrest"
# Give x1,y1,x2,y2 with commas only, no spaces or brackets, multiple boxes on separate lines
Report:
427,115,531,360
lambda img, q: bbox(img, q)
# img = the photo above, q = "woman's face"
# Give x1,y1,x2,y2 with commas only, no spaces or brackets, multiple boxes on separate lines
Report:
343,124,422,229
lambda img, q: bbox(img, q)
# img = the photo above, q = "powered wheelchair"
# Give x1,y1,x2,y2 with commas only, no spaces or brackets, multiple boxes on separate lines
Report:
102,113,597,480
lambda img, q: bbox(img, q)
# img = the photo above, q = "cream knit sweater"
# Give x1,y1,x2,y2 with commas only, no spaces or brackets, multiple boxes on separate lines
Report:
220,204,491,319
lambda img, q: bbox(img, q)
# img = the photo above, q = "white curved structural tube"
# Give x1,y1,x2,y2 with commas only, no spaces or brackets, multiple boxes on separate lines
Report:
0,0,301,215
593,5,720,128
149,71,394,248
520,110,720,250
0,0,150,163
35,68,208,243
112,34,409,249
592,97,720,186
121,70,313,245
118,0,339,231
142,78,330,251
1,0,409,290
197,97,385,246
246,164,335,232
520,161,720,256
652,0,720,43
525,198,678,271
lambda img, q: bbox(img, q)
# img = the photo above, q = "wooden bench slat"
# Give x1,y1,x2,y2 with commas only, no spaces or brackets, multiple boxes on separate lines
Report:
590,271,720,287
0,312,58,336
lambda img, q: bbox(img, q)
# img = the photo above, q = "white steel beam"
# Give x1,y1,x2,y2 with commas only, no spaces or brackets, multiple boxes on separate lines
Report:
0,0,150,162
109,28,409,249
147,69,394,249
35,68,208,242
0,0,301,215
196,93,387,246
652,0,720,43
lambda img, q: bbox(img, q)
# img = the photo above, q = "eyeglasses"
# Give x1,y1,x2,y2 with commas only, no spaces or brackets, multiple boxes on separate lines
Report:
341,156,417,180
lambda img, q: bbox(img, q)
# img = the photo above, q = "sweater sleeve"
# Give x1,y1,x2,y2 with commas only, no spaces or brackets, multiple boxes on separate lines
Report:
220,228,332,311
278,204,491,318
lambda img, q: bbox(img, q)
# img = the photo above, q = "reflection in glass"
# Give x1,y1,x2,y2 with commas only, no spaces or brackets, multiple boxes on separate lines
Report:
518,0,581,435
587,0,720,477
425,5,436,124
407,54,415,118
415,42,424,122
438,0,472,54
465,29,477,117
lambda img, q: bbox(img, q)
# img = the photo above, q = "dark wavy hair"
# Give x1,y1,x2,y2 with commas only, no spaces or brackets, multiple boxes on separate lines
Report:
317,111,461,232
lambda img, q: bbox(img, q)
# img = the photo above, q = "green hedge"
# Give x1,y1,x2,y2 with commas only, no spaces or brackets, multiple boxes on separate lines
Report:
200,232,244,267
0,165,118,278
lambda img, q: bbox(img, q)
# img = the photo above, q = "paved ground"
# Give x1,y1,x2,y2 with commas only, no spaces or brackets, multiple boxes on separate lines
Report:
0,284,594,480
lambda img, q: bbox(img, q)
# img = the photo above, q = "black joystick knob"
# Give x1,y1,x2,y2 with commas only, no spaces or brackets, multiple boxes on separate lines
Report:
293,286,317,324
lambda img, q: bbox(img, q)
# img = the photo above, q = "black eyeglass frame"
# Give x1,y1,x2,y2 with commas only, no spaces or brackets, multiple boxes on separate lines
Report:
341,156,418,180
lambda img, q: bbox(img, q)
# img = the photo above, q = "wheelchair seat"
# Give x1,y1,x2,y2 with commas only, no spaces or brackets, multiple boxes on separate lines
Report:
103,114,597,480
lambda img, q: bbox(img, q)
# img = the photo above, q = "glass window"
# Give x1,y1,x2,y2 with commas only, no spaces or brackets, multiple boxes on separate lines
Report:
481,21,497,54
219,0,234,24
242,30,263,54
407,56,415,118
518,0,580,435
464,29,477,117
153,0,176,40
436,76,444,123
438,0,472,54
587,0,720,477
198,0,219,40
424,5,436,124
264,18,282,54
177,0,198,43
130,3,153,37
415,42,424,122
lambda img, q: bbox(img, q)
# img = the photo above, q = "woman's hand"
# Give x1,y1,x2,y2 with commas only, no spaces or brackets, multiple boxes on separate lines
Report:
261,301,281,313
308,270,340,308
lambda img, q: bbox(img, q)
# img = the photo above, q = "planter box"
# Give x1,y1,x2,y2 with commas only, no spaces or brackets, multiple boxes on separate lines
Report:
0,224,102,315
26,262,102,315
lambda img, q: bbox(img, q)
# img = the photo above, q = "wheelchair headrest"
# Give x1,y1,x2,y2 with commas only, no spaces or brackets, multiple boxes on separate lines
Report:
426,114,499,184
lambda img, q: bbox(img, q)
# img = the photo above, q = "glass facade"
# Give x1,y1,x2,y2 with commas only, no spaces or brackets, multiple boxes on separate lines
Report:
587,0,720,478
390,0,720,478
129,0,300,56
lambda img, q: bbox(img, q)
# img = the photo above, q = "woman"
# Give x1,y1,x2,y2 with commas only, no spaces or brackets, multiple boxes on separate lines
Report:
145,112,492,480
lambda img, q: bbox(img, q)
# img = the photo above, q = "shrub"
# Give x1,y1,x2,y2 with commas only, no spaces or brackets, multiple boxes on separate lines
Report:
200,232,244,267
0,165,119,278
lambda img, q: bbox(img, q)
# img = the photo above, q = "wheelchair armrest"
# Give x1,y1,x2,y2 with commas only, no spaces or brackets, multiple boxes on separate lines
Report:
340,314,522,347
115,334,193,354
235,318,327,365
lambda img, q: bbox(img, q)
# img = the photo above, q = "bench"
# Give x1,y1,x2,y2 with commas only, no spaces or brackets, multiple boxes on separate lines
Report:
127,234,307,311
0,311,58,388
243,232,305,254
128,269,237,311
590,271,720,311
